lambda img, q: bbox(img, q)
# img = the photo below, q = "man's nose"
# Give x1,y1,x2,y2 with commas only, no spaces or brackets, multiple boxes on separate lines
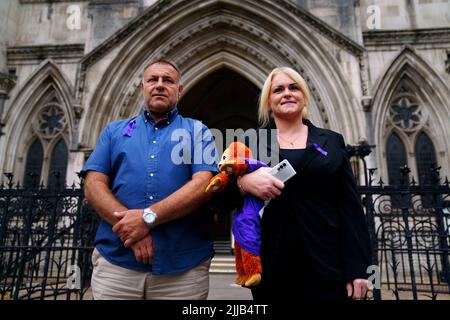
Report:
155,78,165,89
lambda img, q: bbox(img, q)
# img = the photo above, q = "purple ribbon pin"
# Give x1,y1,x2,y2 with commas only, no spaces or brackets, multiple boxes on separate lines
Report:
312,143,328,156
122,120,136,137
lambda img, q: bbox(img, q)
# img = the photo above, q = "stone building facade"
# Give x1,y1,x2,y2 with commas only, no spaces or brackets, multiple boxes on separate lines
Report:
0,0,449,193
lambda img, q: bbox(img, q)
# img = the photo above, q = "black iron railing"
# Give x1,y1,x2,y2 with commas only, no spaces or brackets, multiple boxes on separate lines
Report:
361,166,450,300
347,143,450,300
0,174,99,300
0,161,449,300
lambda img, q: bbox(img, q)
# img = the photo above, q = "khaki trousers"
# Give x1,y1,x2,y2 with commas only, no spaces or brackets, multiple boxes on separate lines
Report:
91,248,210,300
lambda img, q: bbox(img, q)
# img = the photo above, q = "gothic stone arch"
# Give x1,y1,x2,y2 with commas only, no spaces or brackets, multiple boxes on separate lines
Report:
78,0,366,153
0,60,74,180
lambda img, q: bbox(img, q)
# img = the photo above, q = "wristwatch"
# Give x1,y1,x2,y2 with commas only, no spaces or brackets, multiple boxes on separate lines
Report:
142,208,158,228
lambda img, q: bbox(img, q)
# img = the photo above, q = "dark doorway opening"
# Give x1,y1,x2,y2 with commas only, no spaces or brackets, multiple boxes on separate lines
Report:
178,68,260,247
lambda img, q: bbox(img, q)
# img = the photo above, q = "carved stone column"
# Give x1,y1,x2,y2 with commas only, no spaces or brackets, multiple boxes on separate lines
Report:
0,72,16,135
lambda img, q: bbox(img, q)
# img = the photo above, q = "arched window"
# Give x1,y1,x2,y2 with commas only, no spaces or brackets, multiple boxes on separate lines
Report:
386,132,407,186
382,76,445,210
415,132,438,185
24,139,44,187
48,139,68,188
22,96,69,188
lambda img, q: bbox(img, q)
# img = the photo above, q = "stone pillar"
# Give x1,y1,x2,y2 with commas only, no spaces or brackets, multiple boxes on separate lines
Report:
0,72,16,135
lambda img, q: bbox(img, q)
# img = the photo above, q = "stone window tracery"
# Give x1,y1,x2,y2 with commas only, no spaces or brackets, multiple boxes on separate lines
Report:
33,101,67,140
388,89,426,134
24,96,69,187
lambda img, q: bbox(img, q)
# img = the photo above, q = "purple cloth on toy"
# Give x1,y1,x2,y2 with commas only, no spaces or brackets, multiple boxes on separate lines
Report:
232,158,267,256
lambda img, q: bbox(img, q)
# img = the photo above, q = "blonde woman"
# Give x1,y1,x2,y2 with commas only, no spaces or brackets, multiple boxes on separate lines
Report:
237,67,372,301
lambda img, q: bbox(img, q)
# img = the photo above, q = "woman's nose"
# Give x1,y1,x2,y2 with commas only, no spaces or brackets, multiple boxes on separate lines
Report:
283,89,292,97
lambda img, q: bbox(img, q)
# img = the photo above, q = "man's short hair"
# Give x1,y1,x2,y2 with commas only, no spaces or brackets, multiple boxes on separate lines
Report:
142,59,181,78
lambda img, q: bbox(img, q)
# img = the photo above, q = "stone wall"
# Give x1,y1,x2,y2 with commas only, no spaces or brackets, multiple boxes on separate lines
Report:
0,0,19,73
0,0,448,185
86,0,140,52
15,1,88,46
360,0,450,31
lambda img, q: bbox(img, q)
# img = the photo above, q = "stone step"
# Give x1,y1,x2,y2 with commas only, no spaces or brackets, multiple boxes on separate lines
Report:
212,254,235,261
213,241,233,254
210,255,236,274
211,262,235,267
209,268,236,274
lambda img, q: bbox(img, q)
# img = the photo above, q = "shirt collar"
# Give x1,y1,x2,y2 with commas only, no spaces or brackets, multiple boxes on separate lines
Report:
142,106,179,124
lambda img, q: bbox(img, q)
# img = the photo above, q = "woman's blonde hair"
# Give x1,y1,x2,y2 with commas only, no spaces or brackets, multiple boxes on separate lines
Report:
258,67,311,127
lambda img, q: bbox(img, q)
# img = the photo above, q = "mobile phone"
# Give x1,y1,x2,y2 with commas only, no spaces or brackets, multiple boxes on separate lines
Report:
268,159,296,182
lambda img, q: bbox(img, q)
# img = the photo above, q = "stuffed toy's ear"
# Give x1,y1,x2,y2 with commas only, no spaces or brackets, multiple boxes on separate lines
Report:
227,142,253,159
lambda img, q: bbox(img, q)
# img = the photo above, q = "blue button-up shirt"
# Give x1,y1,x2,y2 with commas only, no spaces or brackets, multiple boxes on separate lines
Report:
82,108,218,274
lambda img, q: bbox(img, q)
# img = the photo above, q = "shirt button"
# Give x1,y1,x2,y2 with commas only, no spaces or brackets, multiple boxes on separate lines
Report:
167,121,170,124
149,196,154,200
153,140,156,144
149,173,154,177
150,155,155,159
155,127,158,130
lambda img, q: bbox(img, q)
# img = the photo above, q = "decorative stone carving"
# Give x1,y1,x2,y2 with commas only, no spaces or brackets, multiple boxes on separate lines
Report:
388,93,425,133
0,72,17,98
72,103,84,119
362,96,373,112
7,45,85,63
33,102,68,140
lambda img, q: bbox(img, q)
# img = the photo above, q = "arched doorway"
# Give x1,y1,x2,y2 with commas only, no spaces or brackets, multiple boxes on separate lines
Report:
178,68,260,248
179,68,259,134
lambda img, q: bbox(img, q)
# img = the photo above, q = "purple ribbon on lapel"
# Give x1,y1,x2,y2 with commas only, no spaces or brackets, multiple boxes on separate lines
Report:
122,119,136,137
312,143,328,156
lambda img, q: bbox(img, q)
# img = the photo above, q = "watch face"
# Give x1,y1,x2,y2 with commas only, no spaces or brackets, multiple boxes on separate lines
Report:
143,210,156,224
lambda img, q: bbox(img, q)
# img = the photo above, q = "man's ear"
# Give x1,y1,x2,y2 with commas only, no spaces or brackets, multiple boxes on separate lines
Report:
178,84,184,97
140,81,144,93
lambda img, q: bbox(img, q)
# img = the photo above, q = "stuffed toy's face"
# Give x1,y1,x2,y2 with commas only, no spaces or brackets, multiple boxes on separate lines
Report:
218,142,253,168
206,142,252,193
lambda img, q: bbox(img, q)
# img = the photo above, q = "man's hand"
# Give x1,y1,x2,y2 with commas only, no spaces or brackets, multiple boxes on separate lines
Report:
112,209,149,247
346,278,369,300
131,235,153,265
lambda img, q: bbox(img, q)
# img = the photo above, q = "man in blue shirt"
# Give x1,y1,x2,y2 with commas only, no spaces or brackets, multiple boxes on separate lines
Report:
82,59,218,299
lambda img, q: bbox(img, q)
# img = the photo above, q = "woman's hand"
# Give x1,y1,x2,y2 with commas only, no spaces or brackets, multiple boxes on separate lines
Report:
346,279,369,300
238,167,284,201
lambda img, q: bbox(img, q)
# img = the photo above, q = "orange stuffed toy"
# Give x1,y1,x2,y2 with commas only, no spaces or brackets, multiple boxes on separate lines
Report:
206,142,267,287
